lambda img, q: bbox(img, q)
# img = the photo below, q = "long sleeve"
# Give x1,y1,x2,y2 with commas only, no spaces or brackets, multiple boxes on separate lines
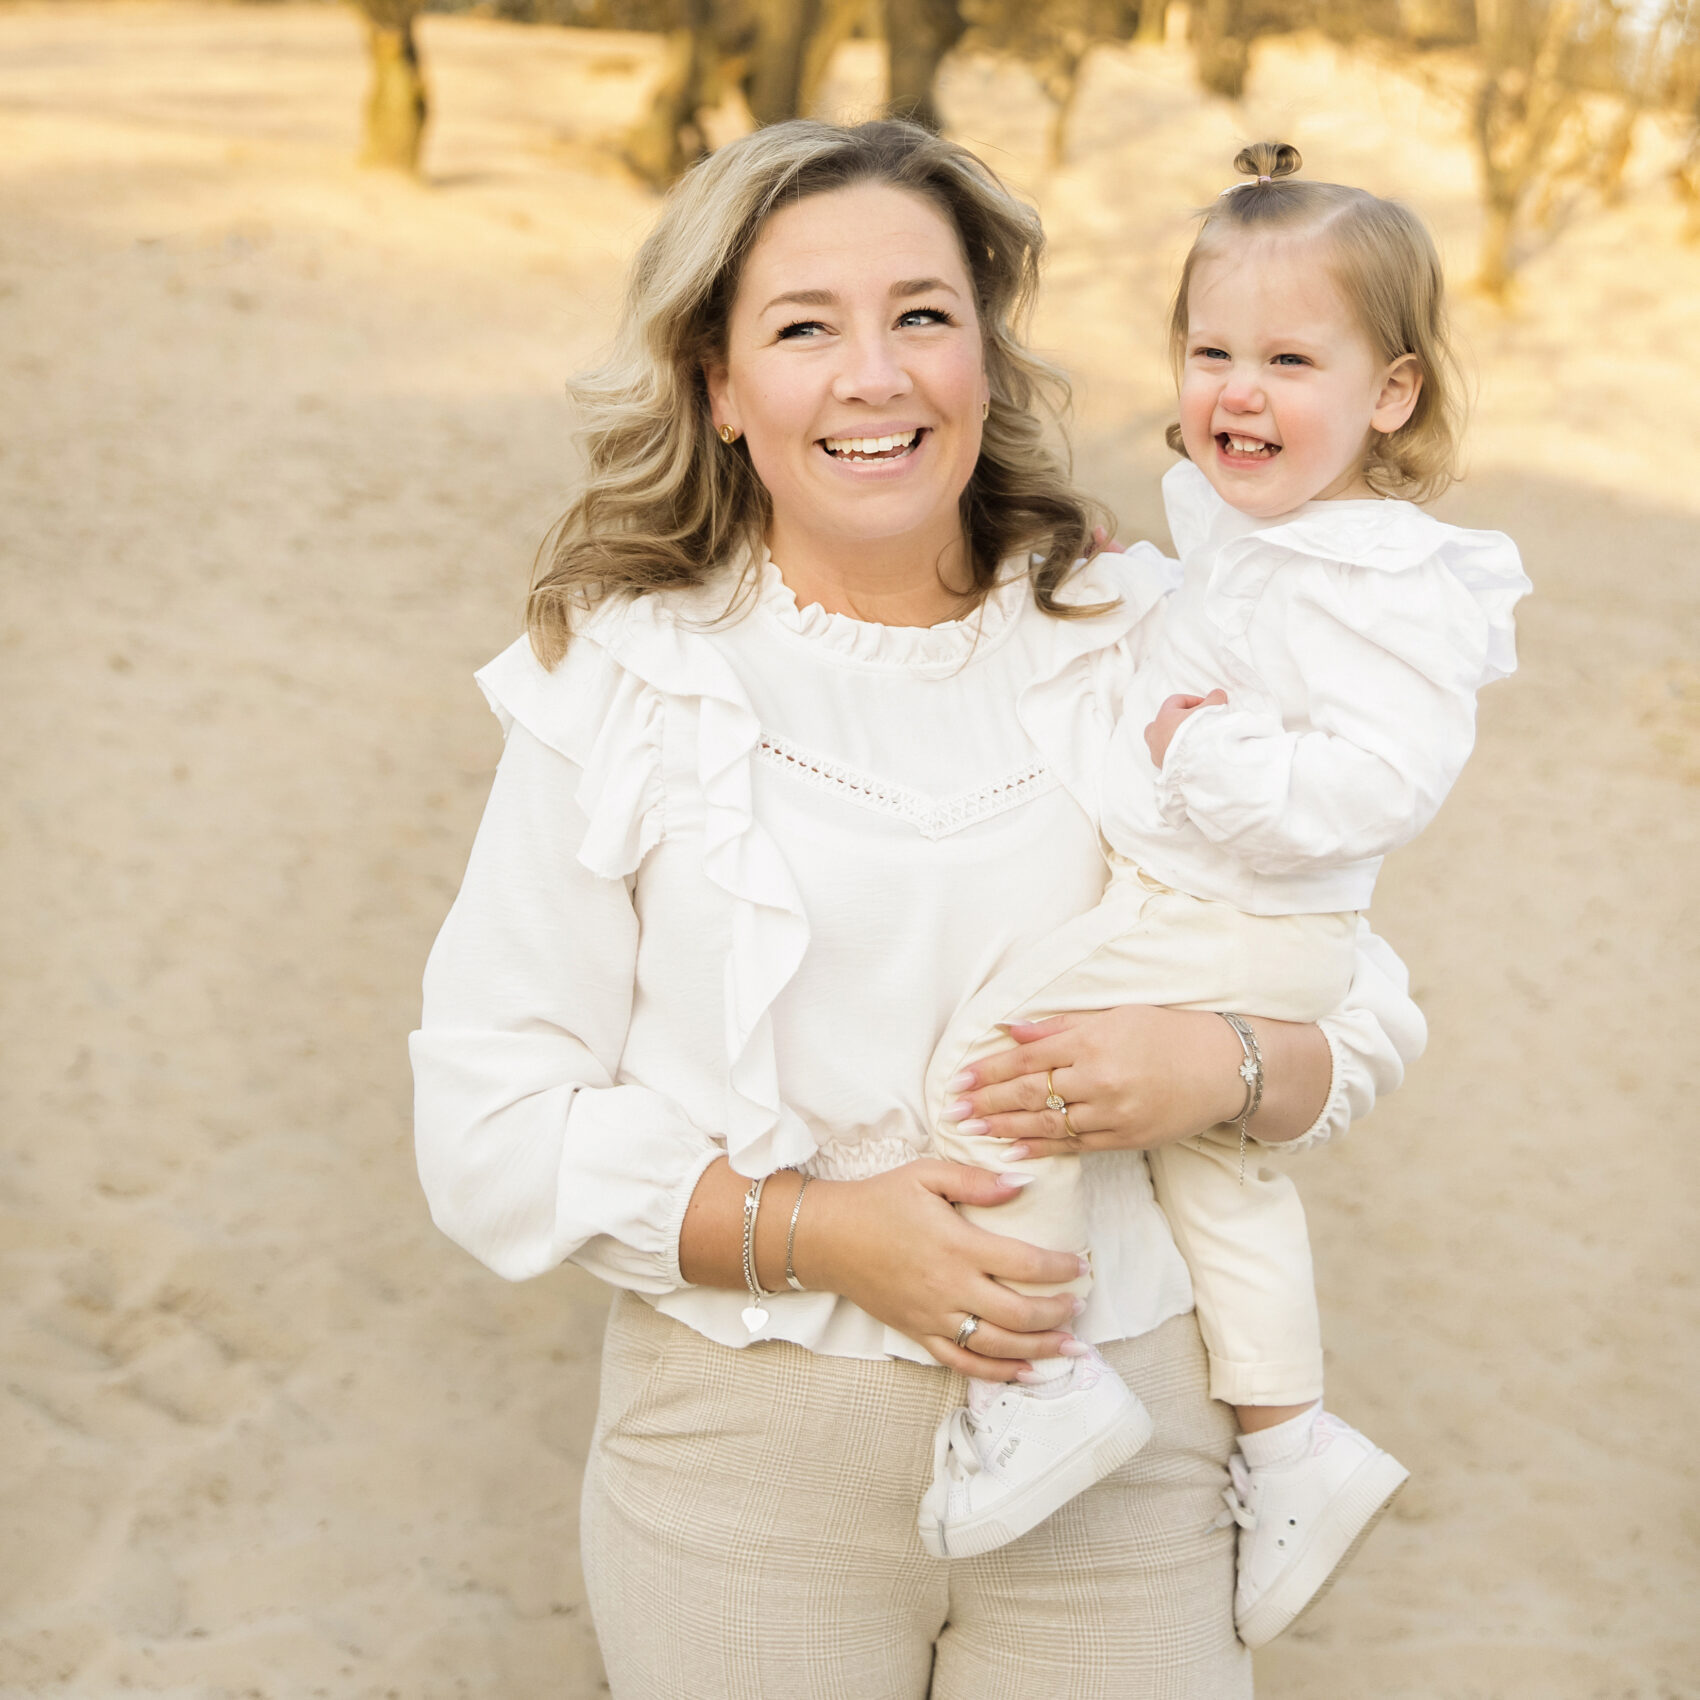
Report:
410,722,720,1290
1153,554,1502,875
1275,920,1426,1153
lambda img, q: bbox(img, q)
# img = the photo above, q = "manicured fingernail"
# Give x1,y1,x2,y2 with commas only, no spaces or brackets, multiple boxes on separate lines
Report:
1077,1257,1091,1278
1005,1144,1029,1162
1059,1338,1090,1357
941,1099,974,1122
1014,1368,1043,1385
1069,1297,1086,1316
957,1119,989,1136
947,1072,975,1092
998,1171,1034,1187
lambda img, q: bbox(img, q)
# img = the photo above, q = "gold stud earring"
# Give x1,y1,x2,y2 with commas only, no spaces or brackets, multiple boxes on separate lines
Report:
718,424,739,444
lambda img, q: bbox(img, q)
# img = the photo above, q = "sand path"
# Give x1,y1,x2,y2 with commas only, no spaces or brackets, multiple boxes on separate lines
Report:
1,7,1696,1695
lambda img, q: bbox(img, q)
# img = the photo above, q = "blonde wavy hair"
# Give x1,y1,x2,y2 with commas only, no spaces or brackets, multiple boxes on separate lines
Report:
528,118,1111,664
1165,142,1465,503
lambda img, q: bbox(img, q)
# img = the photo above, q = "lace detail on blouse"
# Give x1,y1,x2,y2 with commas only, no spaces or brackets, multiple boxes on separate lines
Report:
757,732,1059,841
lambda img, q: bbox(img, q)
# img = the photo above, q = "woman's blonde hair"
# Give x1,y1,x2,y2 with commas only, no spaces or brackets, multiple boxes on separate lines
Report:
1165,142,1464,502
528,118,1110,663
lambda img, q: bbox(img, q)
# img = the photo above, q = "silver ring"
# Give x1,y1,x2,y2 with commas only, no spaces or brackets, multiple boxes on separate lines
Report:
954,1314,982,1350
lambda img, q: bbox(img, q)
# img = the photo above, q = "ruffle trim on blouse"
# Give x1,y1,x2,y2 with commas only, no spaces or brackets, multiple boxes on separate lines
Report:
476,605,816,1181
1162,460,1531,687
754,548,1029,674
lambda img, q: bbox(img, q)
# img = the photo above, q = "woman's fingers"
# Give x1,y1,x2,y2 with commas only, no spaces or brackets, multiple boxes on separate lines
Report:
959,1016,1078,1089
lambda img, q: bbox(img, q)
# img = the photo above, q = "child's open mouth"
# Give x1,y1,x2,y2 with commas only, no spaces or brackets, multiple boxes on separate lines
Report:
822,428,924,463
1218,433,1279,461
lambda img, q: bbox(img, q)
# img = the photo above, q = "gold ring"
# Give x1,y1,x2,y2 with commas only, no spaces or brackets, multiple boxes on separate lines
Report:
1044,1068,1067,1114
954,1314,982,1350
1062,1106,1080,1137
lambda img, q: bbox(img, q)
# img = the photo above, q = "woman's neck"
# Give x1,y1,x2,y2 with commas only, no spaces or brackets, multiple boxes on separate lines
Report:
766,515,975,628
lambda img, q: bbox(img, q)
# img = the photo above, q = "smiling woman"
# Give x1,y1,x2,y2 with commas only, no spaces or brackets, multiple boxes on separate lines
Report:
524,120,1106,665
411,118,1426,1698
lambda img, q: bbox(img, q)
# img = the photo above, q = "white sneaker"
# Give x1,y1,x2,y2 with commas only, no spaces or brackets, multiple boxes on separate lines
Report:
1222,1409,1409,1649
916,1350,1153,1560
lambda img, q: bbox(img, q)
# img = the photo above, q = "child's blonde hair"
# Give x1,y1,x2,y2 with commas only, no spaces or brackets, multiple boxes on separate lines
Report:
1165,142,1464,503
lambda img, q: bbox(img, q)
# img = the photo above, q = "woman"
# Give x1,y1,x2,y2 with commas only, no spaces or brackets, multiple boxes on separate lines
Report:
411,119,1422,1697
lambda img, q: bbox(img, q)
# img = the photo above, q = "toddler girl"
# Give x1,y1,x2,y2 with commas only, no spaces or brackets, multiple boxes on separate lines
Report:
916,143,1530,1649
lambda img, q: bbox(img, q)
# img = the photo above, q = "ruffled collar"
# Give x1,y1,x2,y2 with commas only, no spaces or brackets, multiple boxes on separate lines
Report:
752,548,1030,673
1163,458,1452,575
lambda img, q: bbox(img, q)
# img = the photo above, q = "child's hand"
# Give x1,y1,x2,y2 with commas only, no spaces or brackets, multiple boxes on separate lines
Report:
1143,689,1228,768
1090,525,1126,556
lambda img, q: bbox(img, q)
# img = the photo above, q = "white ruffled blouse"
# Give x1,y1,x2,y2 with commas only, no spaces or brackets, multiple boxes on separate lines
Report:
411,549,1427,1363
1104,462,1532,915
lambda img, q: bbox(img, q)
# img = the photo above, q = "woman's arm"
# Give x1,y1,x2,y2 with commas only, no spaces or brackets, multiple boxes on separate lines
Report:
679,1157,1087,1381
412,723,722,1288
942,923,1422,1160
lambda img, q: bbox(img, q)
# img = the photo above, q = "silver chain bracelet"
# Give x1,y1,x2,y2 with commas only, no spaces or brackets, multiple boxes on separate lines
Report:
1218,1012,1264,1185
740,1173,774,1334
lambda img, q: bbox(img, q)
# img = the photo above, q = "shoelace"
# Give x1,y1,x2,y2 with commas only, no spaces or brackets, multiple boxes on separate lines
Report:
1213,1452,1258,1532
940,1405,991,1483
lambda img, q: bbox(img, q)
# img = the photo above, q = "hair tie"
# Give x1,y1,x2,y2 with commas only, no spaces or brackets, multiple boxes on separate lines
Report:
1258,173,1272,183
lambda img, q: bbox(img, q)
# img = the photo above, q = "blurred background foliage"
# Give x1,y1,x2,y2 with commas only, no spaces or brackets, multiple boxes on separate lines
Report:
333,0,1700,298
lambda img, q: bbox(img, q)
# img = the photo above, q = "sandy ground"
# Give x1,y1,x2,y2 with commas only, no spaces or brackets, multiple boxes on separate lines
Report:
1,5,1696,1695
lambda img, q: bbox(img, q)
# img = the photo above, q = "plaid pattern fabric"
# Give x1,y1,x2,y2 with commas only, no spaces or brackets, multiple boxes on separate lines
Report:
582,1296,1250,1699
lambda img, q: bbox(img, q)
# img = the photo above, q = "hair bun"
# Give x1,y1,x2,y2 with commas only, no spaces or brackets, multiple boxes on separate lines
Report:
1232,142,1301,183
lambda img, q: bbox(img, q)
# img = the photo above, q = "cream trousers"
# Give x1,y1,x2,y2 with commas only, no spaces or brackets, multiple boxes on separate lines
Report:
925,866,1357,1407
582,1293,1249,1698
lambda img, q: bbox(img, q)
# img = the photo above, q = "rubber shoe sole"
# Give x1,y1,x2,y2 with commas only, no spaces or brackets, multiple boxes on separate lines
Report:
1235,1450,1409,1650
916,1396,1155,1560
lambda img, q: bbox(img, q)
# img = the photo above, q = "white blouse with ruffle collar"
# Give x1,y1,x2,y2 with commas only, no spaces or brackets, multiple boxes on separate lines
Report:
411,549,1426,1363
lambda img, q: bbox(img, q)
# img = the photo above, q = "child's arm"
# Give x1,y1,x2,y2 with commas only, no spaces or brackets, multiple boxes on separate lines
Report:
1144,556,1514,874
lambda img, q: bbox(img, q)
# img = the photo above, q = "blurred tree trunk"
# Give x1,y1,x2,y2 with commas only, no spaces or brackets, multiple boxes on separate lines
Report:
356,0,428,173
1190,0,1252,98
747,0,824,123
1136,0,1167,40
621,0,712,186
886,0,965,127
1470,0,1582,296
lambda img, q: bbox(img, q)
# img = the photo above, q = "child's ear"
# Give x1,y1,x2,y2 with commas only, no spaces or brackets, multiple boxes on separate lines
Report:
1372,355,1422,435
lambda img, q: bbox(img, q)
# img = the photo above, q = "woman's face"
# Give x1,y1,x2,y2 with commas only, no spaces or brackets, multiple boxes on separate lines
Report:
706,182,990,571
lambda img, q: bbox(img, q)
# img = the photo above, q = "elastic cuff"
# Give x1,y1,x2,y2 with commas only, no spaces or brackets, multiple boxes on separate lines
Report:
1151,699,1227,827
661,1144,727,1290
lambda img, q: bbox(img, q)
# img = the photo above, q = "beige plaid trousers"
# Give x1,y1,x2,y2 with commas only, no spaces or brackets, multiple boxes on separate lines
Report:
581,1293,1251,1699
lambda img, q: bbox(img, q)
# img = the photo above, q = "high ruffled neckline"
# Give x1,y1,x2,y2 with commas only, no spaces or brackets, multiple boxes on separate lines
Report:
753,549,1029,672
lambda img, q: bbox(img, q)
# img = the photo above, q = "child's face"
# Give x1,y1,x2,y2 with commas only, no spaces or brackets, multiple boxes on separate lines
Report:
1177,232,1421,519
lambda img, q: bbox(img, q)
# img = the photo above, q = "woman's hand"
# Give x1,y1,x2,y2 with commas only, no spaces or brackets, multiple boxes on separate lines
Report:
943,1006,1331,1160
796,1161,1088,1382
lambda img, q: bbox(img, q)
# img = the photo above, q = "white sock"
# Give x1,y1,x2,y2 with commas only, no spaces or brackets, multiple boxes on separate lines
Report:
1017,1354,1077,1399
1237,1400,1322,1470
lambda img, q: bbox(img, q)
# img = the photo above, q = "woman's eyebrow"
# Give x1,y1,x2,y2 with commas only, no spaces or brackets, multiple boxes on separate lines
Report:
759,277,962,316
761,287,837,313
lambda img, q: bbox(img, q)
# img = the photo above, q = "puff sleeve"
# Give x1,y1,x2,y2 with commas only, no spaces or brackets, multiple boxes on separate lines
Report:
410,671,719,1292
1154,532,1529,874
